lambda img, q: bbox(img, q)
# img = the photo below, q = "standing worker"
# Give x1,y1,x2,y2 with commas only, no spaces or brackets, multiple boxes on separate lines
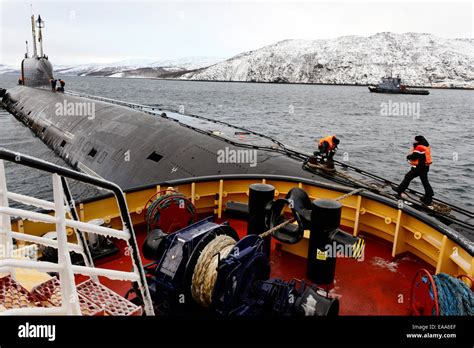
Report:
50,78,57,92
394,135,434,205
316,135,340,166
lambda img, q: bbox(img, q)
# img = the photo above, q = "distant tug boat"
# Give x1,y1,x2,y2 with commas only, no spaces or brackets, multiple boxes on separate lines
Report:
368,76,430,95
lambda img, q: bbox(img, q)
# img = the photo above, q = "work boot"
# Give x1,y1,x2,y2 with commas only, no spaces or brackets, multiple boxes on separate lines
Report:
392,187,402,200
420,196,432,206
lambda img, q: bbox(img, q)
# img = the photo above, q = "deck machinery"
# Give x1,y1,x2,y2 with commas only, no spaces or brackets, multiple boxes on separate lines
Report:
141,185,362,316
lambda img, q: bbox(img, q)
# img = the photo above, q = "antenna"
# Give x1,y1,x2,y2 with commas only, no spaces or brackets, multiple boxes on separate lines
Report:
25,40,29,58
30,14,38,58
36,15,45,57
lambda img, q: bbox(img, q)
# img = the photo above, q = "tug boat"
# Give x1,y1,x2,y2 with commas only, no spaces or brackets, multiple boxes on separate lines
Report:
368,76,430,95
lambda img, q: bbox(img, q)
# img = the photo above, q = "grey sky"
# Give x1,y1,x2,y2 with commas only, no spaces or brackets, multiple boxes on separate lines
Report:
1,0,472,66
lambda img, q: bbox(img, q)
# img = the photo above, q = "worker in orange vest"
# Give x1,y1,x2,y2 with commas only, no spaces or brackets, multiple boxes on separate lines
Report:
394,135,434,205
316,135,340,165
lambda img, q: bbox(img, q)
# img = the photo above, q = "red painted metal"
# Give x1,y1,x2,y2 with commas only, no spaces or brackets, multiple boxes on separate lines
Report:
0,275,43,311
89,218,433,315
142,190,196,233
77,279,142,316
411,269,439,316
32,277,104,315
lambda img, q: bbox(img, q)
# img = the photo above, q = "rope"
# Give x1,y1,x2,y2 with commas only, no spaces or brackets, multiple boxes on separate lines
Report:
259,218,296,239
334,188,364,201
433,273,474,316
191,235,235,308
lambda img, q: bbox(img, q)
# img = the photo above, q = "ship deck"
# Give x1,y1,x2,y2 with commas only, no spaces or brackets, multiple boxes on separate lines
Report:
87,217,433,315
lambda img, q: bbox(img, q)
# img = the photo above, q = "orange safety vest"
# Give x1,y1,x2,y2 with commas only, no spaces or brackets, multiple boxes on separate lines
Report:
319,136,337,151
409,145,432,166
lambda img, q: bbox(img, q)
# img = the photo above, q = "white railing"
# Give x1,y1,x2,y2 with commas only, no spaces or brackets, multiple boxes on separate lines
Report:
0,158,154,315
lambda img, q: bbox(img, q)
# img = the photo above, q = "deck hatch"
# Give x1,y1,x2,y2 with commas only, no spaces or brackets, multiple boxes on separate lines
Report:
88,148,98,158
147,151,163,163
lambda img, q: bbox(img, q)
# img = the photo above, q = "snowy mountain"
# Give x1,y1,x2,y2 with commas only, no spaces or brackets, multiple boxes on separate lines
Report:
181,33,474,88
54,57,222,78
0,64,19,75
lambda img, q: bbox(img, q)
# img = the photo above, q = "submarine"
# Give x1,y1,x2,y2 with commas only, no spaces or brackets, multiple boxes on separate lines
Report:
2,14,329,190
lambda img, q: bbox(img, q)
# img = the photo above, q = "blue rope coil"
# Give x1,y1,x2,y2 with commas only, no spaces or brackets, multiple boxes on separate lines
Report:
433,273,473,316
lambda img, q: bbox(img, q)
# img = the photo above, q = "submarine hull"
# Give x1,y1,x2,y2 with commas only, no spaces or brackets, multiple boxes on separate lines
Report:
21,58,53,87
2,86,326,190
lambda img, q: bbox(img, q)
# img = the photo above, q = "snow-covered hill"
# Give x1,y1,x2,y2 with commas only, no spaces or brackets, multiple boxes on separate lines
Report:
0,64,18,75
54,57,221,78
181,33,474,88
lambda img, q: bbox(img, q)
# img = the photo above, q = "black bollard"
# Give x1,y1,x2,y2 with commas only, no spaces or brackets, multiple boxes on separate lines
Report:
247,183,275,258
307,199,342,284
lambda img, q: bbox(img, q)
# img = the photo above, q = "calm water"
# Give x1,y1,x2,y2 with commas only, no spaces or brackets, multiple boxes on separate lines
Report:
0,74,473,213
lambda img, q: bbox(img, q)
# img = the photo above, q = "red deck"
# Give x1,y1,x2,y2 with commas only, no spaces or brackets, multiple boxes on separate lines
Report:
83,218,434,315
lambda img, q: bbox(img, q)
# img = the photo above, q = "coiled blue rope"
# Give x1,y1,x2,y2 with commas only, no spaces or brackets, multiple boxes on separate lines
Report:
433,273,473,316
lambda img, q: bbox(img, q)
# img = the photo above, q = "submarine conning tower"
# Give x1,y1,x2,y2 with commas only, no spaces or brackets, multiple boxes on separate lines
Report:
21,14,53,87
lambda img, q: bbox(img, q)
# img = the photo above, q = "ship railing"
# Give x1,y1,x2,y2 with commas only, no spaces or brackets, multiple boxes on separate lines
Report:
0,148,154,315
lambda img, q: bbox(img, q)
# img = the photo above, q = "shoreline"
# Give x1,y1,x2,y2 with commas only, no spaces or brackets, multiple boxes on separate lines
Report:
1,72,473,90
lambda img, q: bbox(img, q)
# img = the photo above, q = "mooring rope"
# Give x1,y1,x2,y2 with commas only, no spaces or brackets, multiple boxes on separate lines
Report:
433,273,474,315
334,188,364,202
191,235,236,308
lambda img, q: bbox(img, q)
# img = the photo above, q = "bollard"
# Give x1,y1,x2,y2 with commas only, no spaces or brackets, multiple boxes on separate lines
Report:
247,183,275,258
307,199,342,284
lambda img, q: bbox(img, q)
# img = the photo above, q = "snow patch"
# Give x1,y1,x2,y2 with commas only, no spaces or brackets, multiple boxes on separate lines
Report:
371,256,399,273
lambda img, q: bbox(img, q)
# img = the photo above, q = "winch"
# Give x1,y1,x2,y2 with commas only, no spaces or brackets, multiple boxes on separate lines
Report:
139,184,364,316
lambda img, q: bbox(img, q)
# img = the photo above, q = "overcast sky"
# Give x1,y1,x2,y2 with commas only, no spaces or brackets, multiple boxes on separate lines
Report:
0,0,472,66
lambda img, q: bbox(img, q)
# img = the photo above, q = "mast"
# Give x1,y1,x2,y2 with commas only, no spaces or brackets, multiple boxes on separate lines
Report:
30,15,37,58
36,15,45,58
25,41,29,58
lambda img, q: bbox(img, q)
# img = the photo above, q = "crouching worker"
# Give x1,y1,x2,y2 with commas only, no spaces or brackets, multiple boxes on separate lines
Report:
306,135,340,169
394,135,434,206
318,135,339,165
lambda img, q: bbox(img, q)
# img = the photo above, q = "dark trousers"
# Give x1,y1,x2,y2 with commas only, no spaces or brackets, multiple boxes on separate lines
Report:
317,143,335,162
396,166,434,204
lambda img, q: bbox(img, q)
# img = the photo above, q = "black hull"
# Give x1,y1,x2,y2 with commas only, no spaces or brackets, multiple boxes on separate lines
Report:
2,86,327,190
368,86,429,95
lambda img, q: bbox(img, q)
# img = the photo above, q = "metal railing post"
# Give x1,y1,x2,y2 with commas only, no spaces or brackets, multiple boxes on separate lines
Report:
0,160,14,279
52,174,81,315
